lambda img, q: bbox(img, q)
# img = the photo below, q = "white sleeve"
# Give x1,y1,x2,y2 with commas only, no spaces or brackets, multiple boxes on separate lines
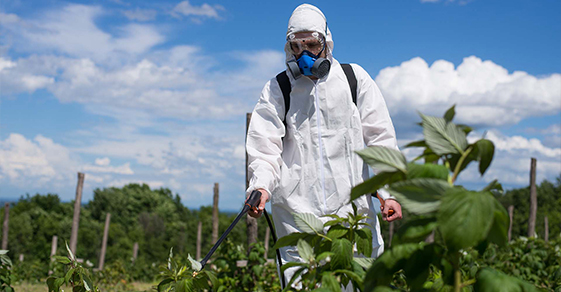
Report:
352,64,399,201
246,79,286,199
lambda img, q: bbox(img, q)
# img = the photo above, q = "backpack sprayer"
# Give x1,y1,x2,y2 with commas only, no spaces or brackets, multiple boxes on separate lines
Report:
196,190,286,287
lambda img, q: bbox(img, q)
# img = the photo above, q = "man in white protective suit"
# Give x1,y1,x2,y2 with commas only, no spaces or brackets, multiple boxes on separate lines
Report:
245,3,403,288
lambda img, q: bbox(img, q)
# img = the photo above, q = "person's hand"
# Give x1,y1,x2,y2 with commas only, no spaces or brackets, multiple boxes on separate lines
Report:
382,199,402,222
248,189,269,218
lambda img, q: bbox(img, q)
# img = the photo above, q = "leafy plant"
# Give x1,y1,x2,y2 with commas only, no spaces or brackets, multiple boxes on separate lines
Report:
0,251,15,292
350,105,539,291
156,248,217,292
46,242,99,292
273,204,374,291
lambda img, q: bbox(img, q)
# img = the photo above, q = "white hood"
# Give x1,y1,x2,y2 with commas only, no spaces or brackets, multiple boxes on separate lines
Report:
284,4,334,62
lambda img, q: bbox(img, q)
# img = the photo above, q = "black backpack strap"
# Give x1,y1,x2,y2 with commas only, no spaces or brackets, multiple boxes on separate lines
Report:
275,71,291,126
341,64,358,106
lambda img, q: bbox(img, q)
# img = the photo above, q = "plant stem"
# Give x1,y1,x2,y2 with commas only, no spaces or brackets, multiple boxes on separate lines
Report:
451,146,473,184
454,269,461,292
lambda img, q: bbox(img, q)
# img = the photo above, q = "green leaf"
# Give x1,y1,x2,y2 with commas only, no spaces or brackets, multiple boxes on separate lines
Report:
353,257,375,270
392,217,437,245
356,146,407,173
438,189,495,251
443,104,456,123
356,228,373,257
475,139,494,175
203,270,218,289
364,243,425,289
406,163,449,180
65,242,76,262
481,179,503,194
53,256,71,265
475,268,539,292
350,171,405,201
326,225,348,239
405,140,427,148
47,277,58,292
421,113,468,155
64,268,75,283
330,238,353,269
273,232,313,249
321,273,341,292
297,239,314,262
157,278,174,292
83,275,93,291
54,277,65,290
387,178,450,215
333,269,363,287
188,254,202,271
457,124,473,135
486,199,509,247
280,262,306,273
294,213,324,234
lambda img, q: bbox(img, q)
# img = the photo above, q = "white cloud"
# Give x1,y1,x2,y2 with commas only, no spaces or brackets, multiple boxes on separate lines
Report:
82,162,134,175
376,56,561,127
172,1,225,20
0,134,78,186
1,5,164,61
123,8,157,21
0,57,55,94
95,157,111,166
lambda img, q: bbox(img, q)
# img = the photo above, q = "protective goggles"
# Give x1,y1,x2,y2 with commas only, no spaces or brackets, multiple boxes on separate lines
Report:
286,31,326,56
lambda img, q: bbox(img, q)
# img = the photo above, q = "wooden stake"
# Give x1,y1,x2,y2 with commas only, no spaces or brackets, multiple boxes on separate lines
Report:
196,221,202,260
544,216,549,243
212,183,219,244
246,113,258,252
2,203,9,250
528,158,537,238
508,205,514,242
132,242,139,264
70,172,85,254
18,254,24,262
51,235,58,258
98,213,111,270
264,227,270,259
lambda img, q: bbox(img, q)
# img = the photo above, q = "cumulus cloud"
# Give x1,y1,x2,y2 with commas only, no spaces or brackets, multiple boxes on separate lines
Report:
82,162,134,175
376,56,561,127
1,5,164,61
95,157,111,166
172,1,225,21
0,134,78,187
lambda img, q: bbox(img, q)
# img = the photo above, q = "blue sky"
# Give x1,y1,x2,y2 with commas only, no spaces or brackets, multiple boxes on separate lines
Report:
0,0,559,210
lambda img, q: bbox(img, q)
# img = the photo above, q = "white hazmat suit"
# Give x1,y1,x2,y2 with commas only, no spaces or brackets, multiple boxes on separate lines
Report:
246,3,399,287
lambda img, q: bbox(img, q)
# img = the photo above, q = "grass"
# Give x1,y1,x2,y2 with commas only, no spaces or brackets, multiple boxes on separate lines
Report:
13,282,156,292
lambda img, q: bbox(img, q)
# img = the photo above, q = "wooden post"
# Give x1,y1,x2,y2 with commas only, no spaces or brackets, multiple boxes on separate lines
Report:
264,227,270,259
528,158,537,238
196,221,202,260
18,254,24,262
212,183,219,244
508,205,514,242
388,221,394,248
544,216,549,243
98,213,111,270
70,172,85,254
51,235,58,258
132,242,139,264
246,113,258,252
2,203,9,250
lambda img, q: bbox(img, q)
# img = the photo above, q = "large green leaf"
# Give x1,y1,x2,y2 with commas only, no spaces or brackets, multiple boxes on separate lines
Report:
330,238,353,269
294,213,324,234
350,171,405,201
387,178,450,215
475,139,494,175
404,140,427,148
475,268,539,292
356,146,407,174
392,217,437,245
273,232,313,249
321,273,341,292
353,257,375,270
437,189,495,251
406,163,449,180
486,199,509,247
356,228,373,257
326,225,348,240
421,113,468,155
297,239,314,262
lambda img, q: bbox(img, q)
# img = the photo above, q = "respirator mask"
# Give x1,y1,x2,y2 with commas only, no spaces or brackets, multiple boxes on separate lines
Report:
286,32,331,79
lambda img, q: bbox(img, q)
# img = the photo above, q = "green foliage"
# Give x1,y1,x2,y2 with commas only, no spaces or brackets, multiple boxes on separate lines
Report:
46,242,99,292
0,251,15,292
156,248,216,292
